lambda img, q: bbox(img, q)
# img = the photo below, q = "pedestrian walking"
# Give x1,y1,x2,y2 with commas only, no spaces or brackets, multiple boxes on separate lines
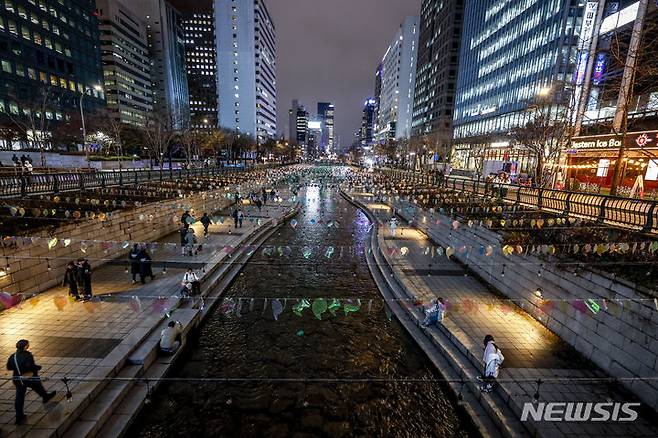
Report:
129,244,141,284
181,210,191,225
184,228,197,256
200,212,211,236
180,224,189,256
478,334,504,393
78,258,92,299
237,208,244,228
138,246,155,283
262,187,267,205
6,340,56,425
232,208,239,228
389,216,397,237
62,261,80,300
255,198,262,212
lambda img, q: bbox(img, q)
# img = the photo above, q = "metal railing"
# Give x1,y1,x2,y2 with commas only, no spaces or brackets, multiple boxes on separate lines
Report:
380,168,658,235
0,166,256,198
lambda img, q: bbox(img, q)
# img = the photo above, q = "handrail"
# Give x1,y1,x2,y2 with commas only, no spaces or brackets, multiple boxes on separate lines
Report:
0,164,278,198
378,168,658,235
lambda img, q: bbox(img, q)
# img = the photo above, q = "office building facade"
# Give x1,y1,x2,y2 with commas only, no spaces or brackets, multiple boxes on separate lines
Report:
295,104,308,146
289,98,301,142
360,98,376,148
568,0,658,191
411,0,463,153
171,0,217,129
97,0,152,127
215,0,276,143
135,0,189,129
376,15,419,142
452,0,585,175
0,0,105,148
317,101,334,154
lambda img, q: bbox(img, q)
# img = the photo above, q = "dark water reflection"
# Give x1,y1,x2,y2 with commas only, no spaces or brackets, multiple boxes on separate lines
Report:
131,185,473,438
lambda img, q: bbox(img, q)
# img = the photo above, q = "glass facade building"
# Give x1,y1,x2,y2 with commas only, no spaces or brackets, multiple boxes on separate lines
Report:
452,0,585,173
411,0,463,155
97,0,152,127
171,0,218,130
0,0,105,148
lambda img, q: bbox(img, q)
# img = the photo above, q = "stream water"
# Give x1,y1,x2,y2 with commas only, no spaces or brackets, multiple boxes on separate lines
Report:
131,180,474,437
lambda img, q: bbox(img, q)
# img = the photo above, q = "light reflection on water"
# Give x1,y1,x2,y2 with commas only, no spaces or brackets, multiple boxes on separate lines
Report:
131,185,473,438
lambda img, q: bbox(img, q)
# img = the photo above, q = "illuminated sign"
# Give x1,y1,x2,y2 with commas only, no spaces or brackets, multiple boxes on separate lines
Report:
571,130,658,150
307,121,322,130
593,53,606,84
599,1,640,35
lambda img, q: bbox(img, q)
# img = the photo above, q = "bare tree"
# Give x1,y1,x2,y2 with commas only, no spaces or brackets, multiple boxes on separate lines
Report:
178,127,203,167
7,86,56,167
510,102,571,186
143,110,179,174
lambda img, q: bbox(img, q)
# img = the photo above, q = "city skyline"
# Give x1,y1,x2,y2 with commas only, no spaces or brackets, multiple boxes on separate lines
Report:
267,0,418,145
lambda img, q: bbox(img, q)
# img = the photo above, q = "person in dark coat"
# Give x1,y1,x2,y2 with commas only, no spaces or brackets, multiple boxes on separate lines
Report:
181,210,191,225
77,258,92,299
62,261,80,300
6,339,56,424
232,208,239,228
128,244,141,284
262,187,267,205
200,213,211,236
180,224,189,256
138,246,155,283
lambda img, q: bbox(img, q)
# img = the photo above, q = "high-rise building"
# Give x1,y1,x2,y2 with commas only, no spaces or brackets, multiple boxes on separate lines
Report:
97,0,152,127
289,98,301,142
360,98,376,148
376,16,419,142
317,102,334,153
307,114,322,158
0,0,105,146
215,0,276,143
171,0,217,129
373,63,383,140
134,0,190,129
411,0,463,155
452,0,585,174
295,105,308,146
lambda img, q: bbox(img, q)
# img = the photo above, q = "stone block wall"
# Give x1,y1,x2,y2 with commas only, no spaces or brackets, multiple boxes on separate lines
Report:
394,204,658,411
0,190,233,296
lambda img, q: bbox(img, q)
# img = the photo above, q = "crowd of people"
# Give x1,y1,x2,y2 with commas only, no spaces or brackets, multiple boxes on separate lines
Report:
62,258,93,300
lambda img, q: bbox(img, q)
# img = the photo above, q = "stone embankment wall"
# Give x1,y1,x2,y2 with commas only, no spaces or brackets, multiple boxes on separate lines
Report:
395,205,658,411
0,190,232,295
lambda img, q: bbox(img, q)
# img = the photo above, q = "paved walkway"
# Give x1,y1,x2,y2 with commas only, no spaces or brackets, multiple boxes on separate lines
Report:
0,178,296,436
350,192,658,438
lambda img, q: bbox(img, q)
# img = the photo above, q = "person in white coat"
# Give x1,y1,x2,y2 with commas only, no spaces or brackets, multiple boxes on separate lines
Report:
479,334,504,393
389,216,397,237
160,321,183,354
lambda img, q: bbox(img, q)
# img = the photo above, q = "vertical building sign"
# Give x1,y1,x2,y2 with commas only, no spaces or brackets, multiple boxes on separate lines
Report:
574,1,599,85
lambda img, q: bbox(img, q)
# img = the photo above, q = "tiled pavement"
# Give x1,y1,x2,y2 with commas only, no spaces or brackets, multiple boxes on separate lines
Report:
352,193,658,437
0,184,295,436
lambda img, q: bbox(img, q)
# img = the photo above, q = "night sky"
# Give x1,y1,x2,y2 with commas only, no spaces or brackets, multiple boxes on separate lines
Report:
268,0,420,149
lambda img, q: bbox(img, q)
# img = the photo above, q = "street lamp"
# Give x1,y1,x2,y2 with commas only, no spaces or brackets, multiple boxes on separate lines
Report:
80,84,103,161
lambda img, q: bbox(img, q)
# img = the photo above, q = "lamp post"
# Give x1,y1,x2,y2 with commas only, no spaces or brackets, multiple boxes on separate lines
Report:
79,84,103,161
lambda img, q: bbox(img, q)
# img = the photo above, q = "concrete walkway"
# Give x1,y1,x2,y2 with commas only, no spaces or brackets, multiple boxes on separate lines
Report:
348,192,658,438
0,180,297,436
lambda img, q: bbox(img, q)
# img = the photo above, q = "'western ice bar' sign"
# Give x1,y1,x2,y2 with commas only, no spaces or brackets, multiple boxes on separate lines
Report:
570,131,658,150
